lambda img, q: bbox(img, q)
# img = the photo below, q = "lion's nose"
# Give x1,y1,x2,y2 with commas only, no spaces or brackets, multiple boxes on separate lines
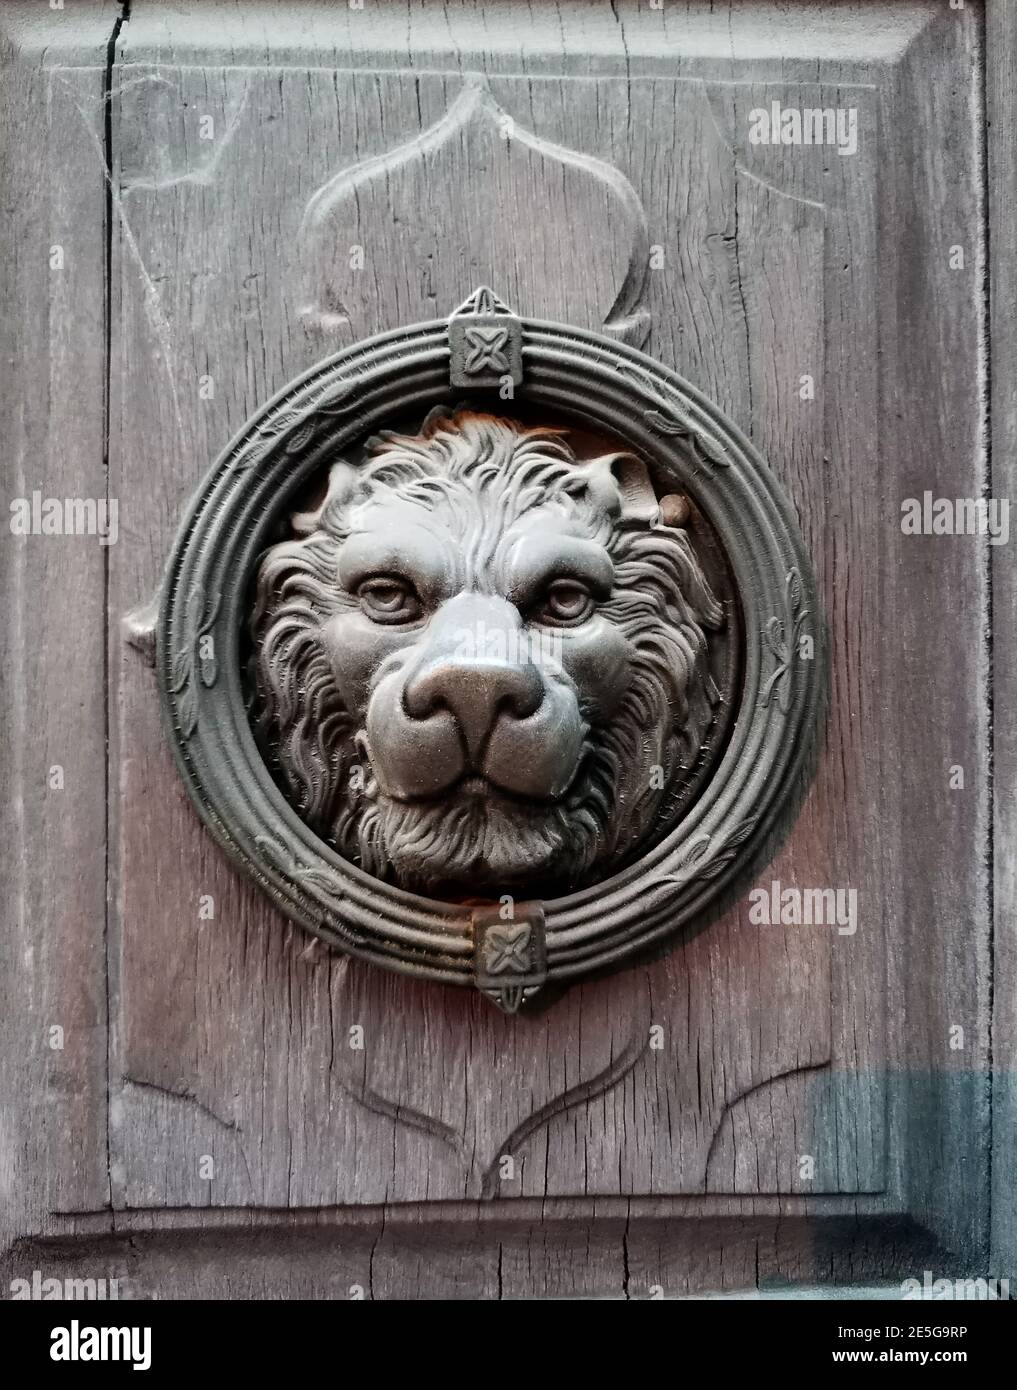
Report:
403,659,544,762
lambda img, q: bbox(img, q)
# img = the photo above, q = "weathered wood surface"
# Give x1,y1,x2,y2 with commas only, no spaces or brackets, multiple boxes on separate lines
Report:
0,4,119,1258
108,64,856,1207
0,0,1002,1298
877,9,991,1264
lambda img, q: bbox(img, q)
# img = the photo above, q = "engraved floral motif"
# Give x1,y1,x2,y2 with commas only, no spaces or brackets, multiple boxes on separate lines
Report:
648,814,760,909
234,374,361,475
482,922,533,975
463,325,510,374
760,567,811,714
614,361,735,474
169,584,221,739
255,834,346,921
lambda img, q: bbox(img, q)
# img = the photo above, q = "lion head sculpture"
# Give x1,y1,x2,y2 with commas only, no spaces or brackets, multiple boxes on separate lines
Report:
252,408,725,895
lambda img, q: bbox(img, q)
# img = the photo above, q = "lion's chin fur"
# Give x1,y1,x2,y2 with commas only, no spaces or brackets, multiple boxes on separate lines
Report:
335,777,609,895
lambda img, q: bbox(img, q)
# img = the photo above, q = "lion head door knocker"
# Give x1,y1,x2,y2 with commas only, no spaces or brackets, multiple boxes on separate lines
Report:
159,289,824,1011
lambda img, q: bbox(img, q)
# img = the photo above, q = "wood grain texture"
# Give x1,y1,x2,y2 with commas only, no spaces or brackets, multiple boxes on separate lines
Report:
876,3,990,1264
298,80,652,342
1,0,1000,1298
107,0,987,1258
109,63,856,1211
1,1207,954,1301
0,4,120,1252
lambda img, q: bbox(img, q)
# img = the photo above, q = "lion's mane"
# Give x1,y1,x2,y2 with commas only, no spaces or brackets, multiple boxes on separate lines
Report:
252,410,724,892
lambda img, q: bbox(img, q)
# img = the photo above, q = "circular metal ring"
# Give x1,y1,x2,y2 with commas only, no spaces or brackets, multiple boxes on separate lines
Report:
158,304,824,998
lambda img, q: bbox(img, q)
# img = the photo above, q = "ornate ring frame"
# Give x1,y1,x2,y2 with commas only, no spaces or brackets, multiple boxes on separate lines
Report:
158,296,824,1007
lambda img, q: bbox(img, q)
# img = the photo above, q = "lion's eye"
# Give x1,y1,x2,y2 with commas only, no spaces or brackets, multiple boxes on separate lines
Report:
357,576,422,625
539,579,595,626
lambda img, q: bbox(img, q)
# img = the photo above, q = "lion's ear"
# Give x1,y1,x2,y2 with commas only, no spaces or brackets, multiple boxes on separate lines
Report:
581,452,659,525
291,460,359,536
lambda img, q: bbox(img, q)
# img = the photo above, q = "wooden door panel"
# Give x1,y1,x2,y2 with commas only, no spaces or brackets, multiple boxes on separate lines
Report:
110,64,861,1207
0,47,112,1235
99,3,989,1232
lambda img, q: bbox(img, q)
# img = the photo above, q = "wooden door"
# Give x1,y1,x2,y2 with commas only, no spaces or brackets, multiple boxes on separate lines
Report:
2,0,1014,1300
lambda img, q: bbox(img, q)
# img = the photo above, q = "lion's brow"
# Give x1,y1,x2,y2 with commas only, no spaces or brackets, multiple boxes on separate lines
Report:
357,465,597,577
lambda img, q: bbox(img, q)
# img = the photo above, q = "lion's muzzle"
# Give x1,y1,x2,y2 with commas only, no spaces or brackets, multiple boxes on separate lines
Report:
363,594,587,803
